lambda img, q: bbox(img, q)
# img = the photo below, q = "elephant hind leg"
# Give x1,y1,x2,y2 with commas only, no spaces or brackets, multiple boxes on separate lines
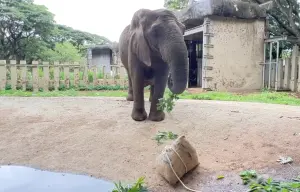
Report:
126,69,134,101
126,76,134,101
149,85,154,102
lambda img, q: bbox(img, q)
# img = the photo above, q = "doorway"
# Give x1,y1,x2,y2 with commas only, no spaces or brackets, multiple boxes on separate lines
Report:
186,40,203,88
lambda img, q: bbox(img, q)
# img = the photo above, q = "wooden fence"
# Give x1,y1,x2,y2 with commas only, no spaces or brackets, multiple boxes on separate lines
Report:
0,60,129,92
263,45,300,92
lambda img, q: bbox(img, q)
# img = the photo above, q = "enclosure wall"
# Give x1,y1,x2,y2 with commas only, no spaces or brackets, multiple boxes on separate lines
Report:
206,17,265,91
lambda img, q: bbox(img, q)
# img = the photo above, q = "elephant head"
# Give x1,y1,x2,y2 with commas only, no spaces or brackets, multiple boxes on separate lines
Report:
130,9,188,94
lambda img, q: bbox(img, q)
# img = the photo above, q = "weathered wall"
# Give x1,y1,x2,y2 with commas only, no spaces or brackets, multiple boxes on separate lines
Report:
206,16,265,91
92,49,112,74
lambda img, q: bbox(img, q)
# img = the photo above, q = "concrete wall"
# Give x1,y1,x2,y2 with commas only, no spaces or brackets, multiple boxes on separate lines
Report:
91,49,112,74
206,16,265,91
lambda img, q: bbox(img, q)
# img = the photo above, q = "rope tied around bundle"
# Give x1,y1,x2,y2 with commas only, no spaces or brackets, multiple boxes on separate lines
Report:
163,146,201,192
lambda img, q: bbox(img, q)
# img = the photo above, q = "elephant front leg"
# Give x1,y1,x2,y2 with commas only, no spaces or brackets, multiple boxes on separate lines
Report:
130,61,147,121
148,72,168,122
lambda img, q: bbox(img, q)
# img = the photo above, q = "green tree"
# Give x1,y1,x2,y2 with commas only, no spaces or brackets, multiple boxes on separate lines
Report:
52,25,111,55
164,0,189,10
0,0,55,60
0,0,112,62
243,0,300,39
40,42,85,63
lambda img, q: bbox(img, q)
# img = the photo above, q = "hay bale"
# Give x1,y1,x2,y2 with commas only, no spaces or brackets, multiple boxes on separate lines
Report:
156,136,199,185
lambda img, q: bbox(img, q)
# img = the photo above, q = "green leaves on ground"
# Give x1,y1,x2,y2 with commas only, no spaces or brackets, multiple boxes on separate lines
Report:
240,170,258,185
153,131,178,144
112,176,148,192
240,170,300,191
157,92,179,113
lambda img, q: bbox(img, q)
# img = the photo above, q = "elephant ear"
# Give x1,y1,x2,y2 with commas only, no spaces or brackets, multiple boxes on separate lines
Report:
129,9,152,67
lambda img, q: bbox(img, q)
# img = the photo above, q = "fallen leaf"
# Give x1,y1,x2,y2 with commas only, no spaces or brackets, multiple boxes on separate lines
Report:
277,156,293,164
217,175,225,180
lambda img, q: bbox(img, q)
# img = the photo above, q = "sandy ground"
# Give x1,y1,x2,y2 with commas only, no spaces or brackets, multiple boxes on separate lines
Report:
0,97,299,192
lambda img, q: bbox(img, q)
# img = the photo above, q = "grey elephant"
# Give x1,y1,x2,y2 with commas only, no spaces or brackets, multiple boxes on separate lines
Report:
119,8,188,122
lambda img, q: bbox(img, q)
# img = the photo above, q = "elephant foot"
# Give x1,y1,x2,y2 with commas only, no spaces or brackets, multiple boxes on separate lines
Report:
148,111,165,122
126,94,133,101
131,108,147,121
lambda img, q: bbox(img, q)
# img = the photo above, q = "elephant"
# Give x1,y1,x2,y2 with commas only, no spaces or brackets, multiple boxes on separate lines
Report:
118,8,188,122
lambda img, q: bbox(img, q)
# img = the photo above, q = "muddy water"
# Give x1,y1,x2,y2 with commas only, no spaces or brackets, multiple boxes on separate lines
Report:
0,165,115,192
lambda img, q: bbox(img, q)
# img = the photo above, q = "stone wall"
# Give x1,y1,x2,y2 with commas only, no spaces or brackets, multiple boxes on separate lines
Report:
205,16,265,91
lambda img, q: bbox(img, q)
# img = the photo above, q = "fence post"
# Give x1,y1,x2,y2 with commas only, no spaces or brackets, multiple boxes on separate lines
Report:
92,65,97,86
32,61,39,92
290,45,299,91
0,60,6,90
53,62,60,91
42,62,49,92
268,42,273,89
120,66,126,88
270,59,276,88
102,66,107,84
113,66,117,79
283,58,291,90
74,62,80,87
297,58,300,92
115,66,120,85
120,66,125,79
84,65,88,85
64,63,70,89
20,60,27,91
275,59,283,90
10,60,17,90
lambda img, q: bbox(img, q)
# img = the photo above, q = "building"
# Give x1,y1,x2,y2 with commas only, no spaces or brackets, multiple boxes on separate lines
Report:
87,43,119,74
178,0,268,91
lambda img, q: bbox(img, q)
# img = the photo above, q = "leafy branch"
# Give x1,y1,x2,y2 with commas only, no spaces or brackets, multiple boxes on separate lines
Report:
157,92,179,113
153,131,178,145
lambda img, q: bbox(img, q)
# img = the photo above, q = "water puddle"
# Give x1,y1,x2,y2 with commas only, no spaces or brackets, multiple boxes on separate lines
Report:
0,165,115,192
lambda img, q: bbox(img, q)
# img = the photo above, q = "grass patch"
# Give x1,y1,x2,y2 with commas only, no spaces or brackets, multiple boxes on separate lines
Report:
0,89,80,97
0,89,130,97
180,91,300,106
1,88,300,106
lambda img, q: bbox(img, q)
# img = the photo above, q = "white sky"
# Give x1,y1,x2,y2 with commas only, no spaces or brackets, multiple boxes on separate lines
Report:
34,0,165,42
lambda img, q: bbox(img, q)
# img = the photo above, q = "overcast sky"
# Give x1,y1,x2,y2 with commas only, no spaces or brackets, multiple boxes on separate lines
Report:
34,0,165,42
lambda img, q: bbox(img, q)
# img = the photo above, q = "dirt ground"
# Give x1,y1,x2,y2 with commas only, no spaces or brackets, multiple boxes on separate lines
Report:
0,97,300,192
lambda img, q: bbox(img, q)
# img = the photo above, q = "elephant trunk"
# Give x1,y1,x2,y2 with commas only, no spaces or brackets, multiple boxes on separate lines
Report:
164,40,188,95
